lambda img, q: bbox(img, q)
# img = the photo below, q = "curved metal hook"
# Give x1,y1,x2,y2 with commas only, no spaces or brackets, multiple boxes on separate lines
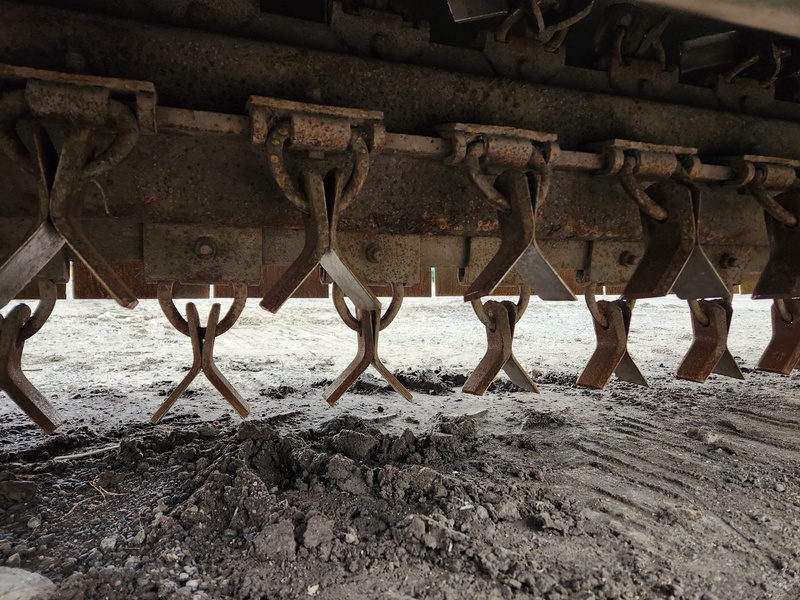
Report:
267,121,310,214
332,282,404,332
267,124,370,215
465,141,512,213
471,285,530,331
619,159,668,222
81,100,140,180
17,279,58,342
749,179,798,228
158,281,247,337
584,283,608,329
338,132,370,213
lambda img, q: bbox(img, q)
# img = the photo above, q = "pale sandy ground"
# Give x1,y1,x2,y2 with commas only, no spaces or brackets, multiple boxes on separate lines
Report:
0,293,784,450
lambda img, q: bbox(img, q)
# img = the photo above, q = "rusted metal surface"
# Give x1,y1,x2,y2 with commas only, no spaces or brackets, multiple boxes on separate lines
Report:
260,169,379,313
15,279,66,300
152,282,250,424
0,75,145,309
0,63,157,133
323,284,412,406
0,126,62,307
752,191,800,299
72,262,209,300
577,292,647,390
333,234,421,286
676,299,744,383
7,4,800,155
757,300,800,375
670,182,731,300
3,0,800,434
464,170,534,300
215,266,329,300
622,181,696,299
463,292,538,396
248,96,384,151
435,267,521,297
143,225,262,285
0,280,62,434
694,186,769,288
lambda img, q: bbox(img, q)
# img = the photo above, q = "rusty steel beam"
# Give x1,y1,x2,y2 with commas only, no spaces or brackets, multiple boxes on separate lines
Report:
3,3,800,156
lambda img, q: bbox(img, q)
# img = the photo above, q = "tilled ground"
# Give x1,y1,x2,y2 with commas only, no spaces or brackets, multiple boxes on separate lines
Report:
1,368,799,600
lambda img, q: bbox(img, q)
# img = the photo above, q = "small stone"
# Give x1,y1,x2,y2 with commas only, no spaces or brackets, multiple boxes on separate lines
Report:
325,455,356,480
0,566,55,598
344,527,359,545
0,481,38,503
131,530,146,546
5,554,21,567
26,517,40,530
307,584,320,596
475,506,490,520
430,433,458,453
775,483,786,493
332,430,378,462
99,535,117,553
406,515,426,540
252,520,296,560
87,548,102,563
197,425,219,438
494,499,521,521
185,579,199,590
179,572,189,582
302,515,334,549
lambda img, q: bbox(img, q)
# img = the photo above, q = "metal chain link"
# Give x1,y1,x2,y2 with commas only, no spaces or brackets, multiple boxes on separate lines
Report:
157,280,247,338
471,285,530,331
584,283,608,329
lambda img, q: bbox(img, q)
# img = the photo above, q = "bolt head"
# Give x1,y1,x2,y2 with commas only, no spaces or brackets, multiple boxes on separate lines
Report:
719,253,737,269
365,243,383,263
195,237,215,259
618,251,637,266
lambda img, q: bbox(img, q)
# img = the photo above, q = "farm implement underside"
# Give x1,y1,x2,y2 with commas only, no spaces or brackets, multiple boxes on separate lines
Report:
2,0,800,433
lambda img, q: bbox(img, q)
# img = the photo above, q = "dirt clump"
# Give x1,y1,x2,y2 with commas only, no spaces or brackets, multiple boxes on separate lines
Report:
1,393,798,600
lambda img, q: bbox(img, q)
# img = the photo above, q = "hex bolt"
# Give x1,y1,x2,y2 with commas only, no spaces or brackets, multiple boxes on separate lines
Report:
618,251,637,266
719,253,737,269
365,243,383,263
195,237,216,260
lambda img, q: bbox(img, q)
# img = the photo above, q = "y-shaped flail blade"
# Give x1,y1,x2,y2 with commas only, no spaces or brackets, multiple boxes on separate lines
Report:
464,168,534,301
151,304,204,424
752,191,800,299
0,281,62,433
677,299,744,383
260,169,330,313
323,284,412,406
202,304,250,419
622,181,696,299
758,299,800,375
152,282,250,424
1,100,141,309
464,158,574,302
260,126,379,313
671,180,730,300
577,288,647,390
463,291,539,396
